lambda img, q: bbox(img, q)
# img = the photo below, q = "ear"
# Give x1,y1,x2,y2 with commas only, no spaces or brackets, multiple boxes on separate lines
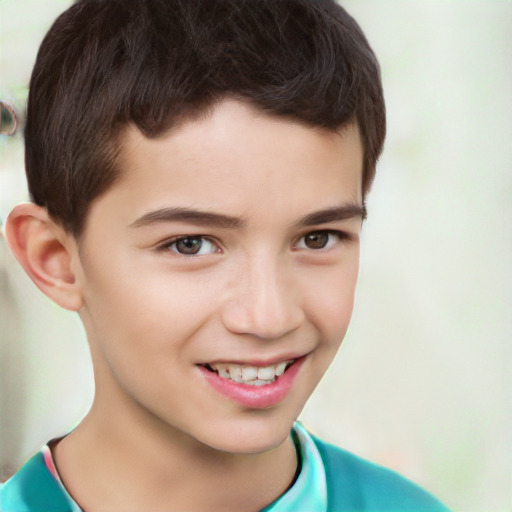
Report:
4,203,83,311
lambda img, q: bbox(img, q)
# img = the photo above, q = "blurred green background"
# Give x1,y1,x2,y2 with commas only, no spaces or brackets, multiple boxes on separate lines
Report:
1,1,511,510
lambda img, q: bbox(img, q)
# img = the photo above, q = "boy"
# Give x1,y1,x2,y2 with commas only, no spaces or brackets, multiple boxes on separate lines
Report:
1,0,448,510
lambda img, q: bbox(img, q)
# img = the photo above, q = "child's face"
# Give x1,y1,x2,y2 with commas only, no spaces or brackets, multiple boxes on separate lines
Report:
73,100,363,453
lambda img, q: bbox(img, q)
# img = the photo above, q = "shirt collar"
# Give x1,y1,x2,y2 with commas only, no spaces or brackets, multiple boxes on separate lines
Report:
41,422,327,512
262,422,328,512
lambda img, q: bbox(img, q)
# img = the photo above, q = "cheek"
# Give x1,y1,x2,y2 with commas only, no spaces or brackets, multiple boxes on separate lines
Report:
80,259,220,352
303,257,359,342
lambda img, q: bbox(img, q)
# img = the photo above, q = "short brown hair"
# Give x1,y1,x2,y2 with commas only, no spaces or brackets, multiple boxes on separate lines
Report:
25,0,385,236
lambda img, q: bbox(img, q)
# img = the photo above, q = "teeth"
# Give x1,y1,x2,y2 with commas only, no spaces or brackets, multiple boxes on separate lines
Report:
208,360,293,385
275,362,287,376
257,366,275,380
218,366,230,379
253,379,273,386
241,367,258,381
228,364,243,383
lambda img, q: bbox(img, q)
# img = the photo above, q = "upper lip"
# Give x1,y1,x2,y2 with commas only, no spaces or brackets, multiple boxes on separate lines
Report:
200,353,308,368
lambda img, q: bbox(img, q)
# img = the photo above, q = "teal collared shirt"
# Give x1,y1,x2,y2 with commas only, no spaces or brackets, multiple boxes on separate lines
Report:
0,423,326,512
263,422,327,512
1,423,449,512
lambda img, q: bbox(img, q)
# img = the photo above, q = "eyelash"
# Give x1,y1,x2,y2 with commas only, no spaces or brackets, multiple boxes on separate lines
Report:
156,230,350,256
156,235,220,256
294,230,350,251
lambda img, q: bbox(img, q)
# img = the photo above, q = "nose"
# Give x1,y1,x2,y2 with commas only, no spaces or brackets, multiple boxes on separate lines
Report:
221,256,305,340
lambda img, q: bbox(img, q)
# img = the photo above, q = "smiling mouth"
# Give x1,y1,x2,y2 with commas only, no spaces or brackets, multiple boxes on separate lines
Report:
200,360,295,386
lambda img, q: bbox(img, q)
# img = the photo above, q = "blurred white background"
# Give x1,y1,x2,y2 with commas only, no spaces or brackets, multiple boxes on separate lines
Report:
1,1,511,510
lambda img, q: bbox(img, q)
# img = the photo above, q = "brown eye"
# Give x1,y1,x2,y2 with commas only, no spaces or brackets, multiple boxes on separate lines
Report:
296,230,346,251
303,232,329,249
160,236,219,256
175,237,203,254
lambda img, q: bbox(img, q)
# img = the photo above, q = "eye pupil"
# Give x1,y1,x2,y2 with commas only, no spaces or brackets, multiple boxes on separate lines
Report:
305,232,328,249
176,237,202,254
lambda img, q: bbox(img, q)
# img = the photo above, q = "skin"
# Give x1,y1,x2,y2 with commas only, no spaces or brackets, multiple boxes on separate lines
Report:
7,100,364,511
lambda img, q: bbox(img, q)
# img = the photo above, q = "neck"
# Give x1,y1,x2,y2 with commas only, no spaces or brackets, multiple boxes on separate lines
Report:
53,392,298,512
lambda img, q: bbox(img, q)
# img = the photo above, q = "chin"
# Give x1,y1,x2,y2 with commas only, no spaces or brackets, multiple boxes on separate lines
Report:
193,415,296,455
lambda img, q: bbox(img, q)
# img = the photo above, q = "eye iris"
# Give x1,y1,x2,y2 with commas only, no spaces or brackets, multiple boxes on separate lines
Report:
176,237,202,254
305,232,329,249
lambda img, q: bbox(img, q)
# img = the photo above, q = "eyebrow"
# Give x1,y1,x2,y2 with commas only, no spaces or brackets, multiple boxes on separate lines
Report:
129,202,366,230
129,207,245,229
295,203,367,227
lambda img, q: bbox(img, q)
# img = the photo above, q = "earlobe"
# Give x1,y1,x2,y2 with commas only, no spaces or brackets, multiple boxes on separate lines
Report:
4,203,83,312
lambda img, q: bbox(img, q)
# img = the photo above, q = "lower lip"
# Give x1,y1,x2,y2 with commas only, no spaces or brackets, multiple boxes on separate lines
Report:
198,357,305,409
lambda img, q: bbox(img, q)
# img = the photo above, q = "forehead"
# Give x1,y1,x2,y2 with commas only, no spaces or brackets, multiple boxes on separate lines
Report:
91,100,363,228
